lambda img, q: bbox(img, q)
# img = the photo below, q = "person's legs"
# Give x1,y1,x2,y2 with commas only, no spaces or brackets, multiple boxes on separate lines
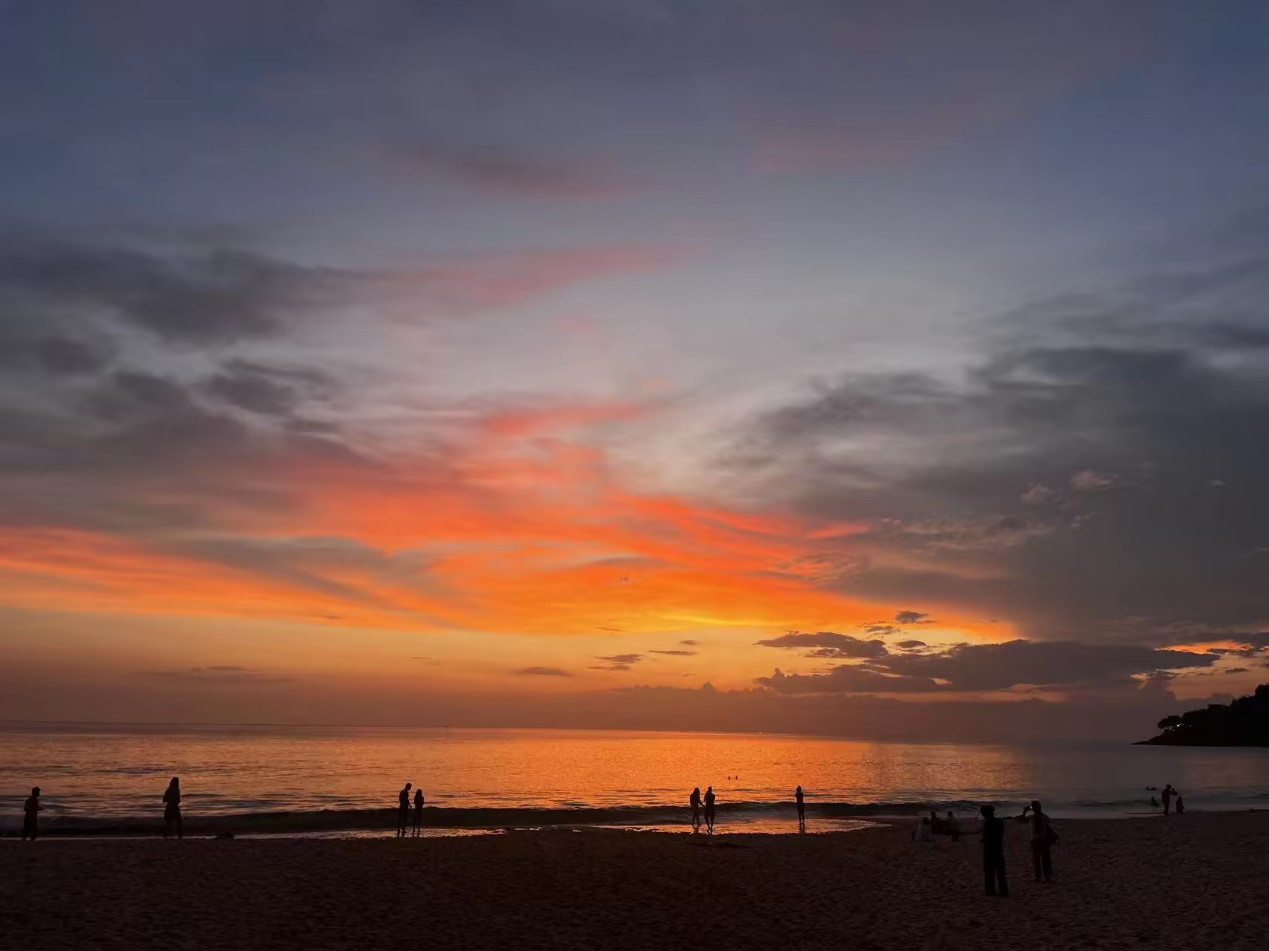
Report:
1032,842,1043,881
1040,845,1052,880
997,860,1009,896
983,856,996,895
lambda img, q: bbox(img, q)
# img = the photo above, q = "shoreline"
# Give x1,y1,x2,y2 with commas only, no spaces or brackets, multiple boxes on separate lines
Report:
5,813,1267,949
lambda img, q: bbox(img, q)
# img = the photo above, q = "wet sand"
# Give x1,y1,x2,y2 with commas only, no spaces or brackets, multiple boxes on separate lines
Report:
3,812,1266,950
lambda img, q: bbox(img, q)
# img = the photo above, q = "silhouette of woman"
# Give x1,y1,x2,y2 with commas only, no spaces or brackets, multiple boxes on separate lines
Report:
689,787,701,832
163,777,182,840
413,787,424,835
795,786,805,826
704,786,716,834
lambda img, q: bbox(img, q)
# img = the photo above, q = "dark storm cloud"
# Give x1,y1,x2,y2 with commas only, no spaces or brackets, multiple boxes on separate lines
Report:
734,249,1269,643
755,631,888,658
514,667,574,677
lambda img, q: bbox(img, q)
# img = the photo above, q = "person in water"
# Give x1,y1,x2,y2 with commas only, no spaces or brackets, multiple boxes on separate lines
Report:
689,787,702,832
1176,794,1185,815
704,786,716,834
980,804,1008,896
397,782,412,837
1022,800,1056,882
1161,784,1175,815
795,786,805,826
163,777,182,840
412,787,425,835
22,786,43,841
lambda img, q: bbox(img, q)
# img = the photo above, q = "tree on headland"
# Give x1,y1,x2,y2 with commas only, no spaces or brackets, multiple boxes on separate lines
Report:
1138,684,1269,746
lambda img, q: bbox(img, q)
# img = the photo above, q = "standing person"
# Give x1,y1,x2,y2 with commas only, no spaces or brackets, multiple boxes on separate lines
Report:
689,787,701,832
163,777,182,840
704,786,716,835
1176,793,1185,815
1024,800,1055,882
412,787,425,835
22,786,43,841
397,783,412,837
1161,784,1175,816
795,786,805,826
980,805,1008,897
945,811,960,842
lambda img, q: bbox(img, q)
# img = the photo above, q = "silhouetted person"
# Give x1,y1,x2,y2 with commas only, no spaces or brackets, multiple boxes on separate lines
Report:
704,786,716,834
1150,796,1158,808
980,805,1007,896
22,786,43,841
1162,784,1175,815
413,787,424,835
1023,800,1055,882
398,782,412,837
929,809,942,834
946,810,960,842
1176,794,1185,815
689,787,701,832
795,786,805,826
163,777,182,839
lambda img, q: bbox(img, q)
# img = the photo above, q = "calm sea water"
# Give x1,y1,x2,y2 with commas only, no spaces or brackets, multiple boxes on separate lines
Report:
3,724,1268,835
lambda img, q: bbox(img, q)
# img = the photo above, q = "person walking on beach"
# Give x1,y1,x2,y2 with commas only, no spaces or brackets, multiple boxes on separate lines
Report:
704,786,716,834
689,787,702,832
795,786,805,827
1161,784,1175,815
412,787,425,835
22,786,43,841
397,782,412,837
1022,800,1056,882
980,805,1007,896
163,777,182,839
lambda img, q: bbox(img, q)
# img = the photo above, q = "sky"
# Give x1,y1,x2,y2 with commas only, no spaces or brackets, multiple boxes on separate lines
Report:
1,0,1267,740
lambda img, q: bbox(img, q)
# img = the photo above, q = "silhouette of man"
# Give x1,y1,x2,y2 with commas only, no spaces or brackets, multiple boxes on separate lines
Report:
795,786,805,826
1176,794,1185,815
946,810,960,842
689,787,701,832
1161,784,1175,815
980,805,1007,896
1024,800,1055,882
398,783,412,837
22,786,43,841
413,787,424,835
163,777,182,840
704,786,716,834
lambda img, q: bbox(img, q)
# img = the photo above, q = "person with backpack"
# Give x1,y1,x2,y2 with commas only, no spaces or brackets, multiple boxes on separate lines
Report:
1022,800,1057,882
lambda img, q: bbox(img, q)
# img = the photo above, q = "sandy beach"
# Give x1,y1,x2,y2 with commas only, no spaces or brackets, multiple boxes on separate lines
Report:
3,812,1266,950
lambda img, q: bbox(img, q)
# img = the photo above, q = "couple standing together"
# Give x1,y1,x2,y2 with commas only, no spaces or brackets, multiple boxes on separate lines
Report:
689,786,716,833
397,782,426,836
981,799,1058,897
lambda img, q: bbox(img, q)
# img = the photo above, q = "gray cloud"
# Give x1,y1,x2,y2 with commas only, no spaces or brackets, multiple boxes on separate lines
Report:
757,666,943,695
514,666,573,677
592,653,643,671
391,140,636,201
896,640,926,649
894,611,930,624
732,249,1269,644
755,631,889,658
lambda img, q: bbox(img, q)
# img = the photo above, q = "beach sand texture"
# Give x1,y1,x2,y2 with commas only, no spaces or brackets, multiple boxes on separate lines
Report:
3,812,1266,950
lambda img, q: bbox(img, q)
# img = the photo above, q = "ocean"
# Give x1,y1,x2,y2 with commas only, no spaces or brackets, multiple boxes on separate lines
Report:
3,724,1268,836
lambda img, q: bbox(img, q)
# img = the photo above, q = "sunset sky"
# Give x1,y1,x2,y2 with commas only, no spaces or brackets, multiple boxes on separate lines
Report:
1,1,1267,739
